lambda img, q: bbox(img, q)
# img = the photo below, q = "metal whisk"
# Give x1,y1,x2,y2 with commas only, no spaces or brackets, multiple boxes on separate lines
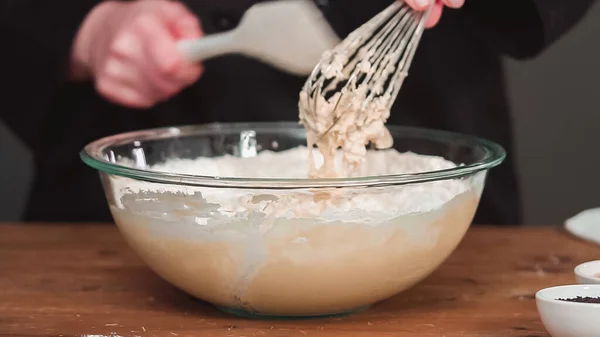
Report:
299,1,433,138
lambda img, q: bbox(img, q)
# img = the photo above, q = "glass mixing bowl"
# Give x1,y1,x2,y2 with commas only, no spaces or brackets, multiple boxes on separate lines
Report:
81,122,505,318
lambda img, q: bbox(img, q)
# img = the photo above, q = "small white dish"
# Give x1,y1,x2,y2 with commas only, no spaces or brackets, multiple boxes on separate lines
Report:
575,260,600,284
565,207,600,246
536,284,600,337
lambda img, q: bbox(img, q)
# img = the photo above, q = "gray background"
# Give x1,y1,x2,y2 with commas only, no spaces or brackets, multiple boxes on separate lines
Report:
1,4,599,223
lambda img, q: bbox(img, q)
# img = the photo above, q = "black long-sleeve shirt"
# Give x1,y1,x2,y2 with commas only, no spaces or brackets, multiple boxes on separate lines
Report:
0,0,595,223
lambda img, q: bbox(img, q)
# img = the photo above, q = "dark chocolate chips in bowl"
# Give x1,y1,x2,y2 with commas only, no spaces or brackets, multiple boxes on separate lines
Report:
557,296,600,304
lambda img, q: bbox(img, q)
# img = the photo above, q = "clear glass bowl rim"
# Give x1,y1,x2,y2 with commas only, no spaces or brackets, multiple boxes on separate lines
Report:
80,121,506,189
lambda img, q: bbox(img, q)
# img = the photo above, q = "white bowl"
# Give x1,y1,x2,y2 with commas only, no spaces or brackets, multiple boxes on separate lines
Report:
575,260,600,284
536,284,600,337
565,208,600,245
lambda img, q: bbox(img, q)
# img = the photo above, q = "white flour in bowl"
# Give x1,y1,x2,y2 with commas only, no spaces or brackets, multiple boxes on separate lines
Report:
112,146,472,221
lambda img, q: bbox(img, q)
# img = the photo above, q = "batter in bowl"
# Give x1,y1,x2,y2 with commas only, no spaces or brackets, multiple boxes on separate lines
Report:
298,55,394,179
108,147,484,316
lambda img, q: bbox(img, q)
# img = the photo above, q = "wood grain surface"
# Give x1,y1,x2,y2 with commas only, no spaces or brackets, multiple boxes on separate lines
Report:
0,224,598,337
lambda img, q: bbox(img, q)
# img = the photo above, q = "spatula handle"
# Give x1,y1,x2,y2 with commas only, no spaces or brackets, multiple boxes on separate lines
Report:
177,31,238,63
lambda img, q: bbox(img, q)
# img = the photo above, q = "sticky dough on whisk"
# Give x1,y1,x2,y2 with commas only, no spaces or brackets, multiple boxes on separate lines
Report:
299,56,393,179
300,71,393,178
298,1,430,179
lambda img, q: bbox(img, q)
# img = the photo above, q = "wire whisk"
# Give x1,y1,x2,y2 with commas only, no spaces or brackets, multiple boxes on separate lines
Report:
299,1,433,141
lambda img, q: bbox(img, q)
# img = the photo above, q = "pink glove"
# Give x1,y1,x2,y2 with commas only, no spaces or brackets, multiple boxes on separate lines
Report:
70,0,203,108
404,0,465,28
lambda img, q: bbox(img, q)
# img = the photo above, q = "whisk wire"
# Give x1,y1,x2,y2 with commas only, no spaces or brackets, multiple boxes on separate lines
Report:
300,0,433,138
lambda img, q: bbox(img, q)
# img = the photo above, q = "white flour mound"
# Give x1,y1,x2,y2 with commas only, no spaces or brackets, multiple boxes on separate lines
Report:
150,146,454,178
113,147,470,222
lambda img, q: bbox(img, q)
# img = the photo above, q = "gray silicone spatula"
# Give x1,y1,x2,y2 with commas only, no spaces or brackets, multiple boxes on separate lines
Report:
176,0,340,76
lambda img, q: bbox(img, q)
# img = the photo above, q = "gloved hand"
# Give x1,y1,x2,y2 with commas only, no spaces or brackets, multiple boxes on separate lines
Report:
404,0,465,28
70,0,203,108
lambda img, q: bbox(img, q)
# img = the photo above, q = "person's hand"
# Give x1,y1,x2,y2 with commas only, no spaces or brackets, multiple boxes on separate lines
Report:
70,0,203,108
404,0,464,28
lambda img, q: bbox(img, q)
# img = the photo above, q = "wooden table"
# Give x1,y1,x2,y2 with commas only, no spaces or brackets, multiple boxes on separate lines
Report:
1,224,598,337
